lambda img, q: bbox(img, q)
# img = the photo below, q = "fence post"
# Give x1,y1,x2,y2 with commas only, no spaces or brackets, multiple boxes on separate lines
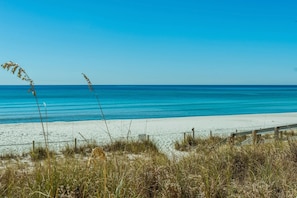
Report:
192,128,195,139
75,138,77,152
252,130,258,145
184,132,186,142
274,127,279,141
210,130,213,138
32,140,35,152
147,135,150,141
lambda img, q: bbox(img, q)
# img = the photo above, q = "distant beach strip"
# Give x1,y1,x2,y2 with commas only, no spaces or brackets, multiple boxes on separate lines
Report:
1,113,297,155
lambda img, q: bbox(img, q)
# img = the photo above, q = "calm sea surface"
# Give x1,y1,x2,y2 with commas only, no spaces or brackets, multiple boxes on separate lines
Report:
1,85,297,124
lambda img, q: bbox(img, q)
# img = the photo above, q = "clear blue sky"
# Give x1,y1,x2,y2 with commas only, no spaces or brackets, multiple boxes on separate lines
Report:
0,0,296,85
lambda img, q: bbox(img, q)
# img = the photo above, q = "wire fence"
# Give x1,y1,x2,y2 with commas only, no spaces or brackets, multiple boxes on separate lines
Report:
0,127,236,156
0,120,292,154
2,123,294,156
4,110,293,157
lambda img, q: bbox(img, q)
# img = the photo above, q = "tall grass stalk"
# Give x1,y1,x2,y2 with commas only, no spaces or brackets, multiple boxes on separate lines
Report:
1,61,54,195
1,61,48,149
82,73,112,142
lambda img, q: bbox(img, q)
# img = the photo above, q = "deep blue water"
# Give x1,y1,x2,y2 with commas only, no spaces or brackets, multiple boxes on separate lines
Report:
1,85,297,124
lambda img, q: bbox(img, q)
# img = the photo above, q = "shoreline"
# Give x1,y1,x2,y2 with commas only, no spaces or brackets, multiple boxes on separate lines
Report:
1,112,297,154
3,111,297,124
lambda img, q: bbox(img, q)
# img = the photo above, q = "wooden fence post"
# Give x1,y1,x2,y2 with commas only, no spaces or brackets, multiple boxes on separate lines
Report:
252,130,258,145
147,135,150,141
32,140,35,152
210,130,213,138
184,132,186,142
192,128,195,139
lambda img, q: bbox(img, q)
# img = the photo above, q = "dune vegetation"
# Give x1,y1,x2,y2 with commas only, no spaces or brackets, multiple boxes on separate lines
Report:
1,137,297,197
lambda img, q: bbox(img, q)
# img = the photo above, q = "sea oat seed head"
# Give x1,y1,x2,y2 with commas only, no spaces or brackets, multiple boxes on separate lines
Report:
82,73,94,92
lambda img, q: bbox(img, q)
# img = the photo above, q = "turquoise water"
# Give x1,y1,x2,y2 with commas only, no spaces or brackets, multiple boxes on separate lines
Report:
1,85,297,124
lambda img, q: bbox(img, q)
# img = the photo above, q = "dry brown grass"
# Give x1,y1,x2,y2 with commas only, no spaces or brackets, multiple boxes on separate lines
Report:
1,136,297,197
87,147,107,167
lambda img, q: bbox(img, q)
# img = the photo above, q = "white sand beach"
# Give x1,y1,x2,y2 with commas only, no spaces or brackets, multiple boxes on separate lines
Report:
1,112,297,155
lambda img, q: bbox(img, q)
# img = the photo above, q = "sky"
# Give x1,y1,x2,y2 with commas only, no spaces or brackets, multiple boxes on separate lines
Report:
0,0,296,85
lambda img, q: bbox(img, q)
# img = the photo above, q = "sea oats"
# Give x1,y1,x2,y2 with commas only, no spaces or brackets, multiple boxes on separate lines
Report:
82,73,112,142
1,61,47,149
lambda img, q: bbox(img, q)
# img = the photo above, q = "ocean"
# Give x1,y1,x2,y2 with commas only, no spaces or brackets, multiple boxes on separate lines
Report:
1,85,297,124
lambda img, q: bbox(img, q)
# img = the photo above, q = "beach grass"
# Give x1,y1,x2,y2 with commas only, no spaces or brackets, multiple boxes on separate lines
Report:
30,146,56,161
174,134,227,151
60,140,99,157
1,137,297,197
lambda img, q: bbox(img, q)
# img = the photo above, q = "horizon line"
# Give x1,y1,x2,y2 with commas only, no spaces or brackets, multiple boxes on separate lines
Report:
1,84,297,86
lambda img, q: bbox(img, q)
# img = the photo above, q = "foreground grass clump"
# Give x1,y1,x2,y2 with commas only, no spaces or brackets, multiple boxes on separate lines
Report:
175,134,226,151
1,138,297,197
103,139,159,154
0,152,27,160
60,139,159,158
61,141,99,157
183,141,297,197
30,146,55,161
